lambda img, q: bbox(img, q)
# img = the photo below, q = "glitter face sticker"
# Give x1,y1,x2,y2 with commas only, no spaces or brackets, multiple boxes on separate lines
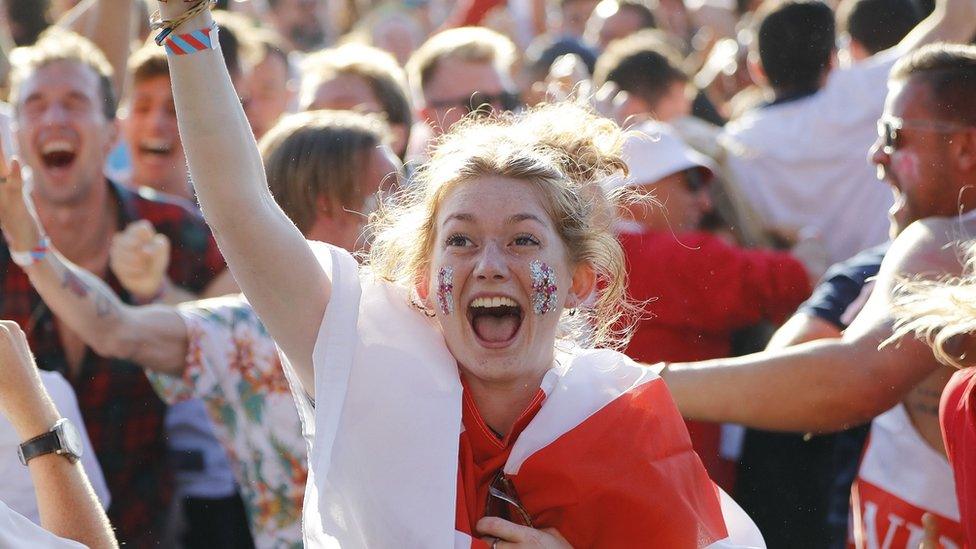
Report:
436,266,454,315
530,260,559,315
893,150,921,181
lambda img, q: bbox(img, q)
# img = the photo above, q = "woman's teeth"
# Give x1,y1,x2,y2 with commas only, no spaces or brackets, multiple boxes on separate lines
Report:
470,296,519,309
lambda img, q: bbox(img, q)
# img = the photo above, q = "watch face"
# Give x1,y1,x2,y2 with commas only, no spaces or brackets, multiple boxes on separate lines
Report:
57,419,84,459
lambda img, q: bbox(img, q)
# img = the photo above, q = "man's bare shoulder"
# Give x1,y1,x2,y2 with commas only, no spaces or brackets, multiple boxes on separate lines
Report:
879,216,971,281
843,215,970,341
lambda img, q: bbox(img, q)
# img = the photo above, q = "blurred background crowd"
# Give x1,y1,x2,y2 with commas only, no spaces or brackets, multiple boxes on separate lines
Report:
0,0,973,547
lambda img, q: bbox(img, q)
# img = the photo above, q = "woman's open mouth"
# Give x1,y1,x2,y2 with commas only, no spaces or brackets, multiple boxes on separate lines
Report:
467,296,524,348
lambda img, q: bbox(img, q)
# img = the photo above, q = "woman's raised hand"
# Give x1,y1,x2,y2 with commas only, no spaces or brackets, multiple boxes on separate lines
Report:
477,517,573,548
155,0,198,21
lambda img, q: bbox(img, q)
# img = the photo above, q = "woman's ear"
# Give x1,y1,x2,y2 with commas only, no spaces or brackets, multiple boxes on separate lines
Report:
415,270,431,304
566,263,597,308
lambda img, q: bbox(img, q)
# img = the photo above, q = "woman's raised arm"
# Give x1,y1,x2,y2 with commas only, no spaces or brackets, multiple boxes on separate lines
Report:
156,2,329,391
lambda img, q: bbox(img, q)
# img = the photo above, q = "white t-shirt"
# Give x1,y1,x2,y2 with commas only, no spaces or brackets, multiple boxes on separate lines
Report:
851,404,961,547
0,371,110,524
0,499,84,549
719,48,903,265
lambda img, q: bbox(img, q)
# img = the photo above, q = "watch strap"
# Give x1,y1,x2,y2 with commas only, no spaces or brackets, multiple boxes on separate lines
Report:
18,429,65,465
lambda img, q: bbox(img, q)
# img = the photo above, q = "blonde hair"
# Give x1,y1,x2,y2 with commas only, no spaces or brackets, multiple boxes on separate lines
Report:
9,28,116,119
891,240,976,367
405,27,516,105
260,110,391,234
367,102,640,349
300,43,412,128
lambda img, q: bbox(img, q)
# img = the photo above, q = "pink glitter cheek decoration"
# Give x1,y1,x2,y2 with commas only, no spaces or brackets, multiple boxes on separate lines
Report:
893,152,920,181
436,266,454,315
530,260,559,315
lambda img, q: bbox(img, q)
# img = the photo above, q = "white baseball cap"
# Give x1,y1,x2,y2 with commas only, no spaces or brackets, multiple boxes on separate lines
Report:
603,121,716,192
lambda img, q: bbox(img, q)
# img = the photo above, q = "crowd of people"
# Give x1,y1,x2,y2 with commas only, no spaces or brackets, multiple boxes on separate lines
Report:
0,0,973,547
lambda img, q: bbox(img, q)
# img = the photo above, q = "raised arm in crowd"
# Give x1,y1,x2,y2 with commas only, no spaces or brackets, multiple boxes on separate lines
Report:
0,152,188,375
0,319,117,549
158,1,327,393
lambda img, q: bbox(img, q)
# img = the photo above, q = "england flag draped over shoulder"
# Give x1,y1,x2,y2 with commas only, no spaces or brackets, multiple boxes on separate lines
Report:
282,241,765,548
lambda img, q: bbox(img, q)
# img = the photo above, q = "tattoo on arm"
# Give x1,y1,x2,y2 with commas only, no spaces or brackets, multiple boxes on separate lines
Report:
94,292,114,318
58,265,117,319
61,269,90,298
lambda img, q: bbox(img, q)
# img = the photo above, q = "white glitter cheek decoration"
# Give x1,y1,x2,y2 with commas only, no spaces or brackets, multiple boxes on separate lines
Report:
436,266,455,315
530,260,559,315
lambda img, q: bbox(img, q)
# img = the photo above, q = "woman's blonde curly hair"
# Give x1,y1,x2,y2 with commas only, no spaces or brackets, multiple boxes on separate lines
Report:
366,102,642,350
891,240,976,367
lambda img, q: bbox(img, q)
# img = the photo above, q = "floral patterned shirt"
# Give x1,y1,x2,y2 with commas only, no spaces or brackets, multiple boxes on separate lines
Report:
148,295,306,549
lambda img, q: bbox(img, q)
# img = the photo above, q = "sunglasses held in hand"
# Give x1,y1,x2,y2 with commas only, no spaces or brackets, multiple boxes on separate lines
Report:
485,471,534,528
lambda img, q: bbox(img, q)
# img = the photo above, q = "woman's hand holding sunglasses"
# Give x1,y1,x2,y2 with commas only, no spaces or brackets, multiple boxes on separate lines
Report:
477,517,572,549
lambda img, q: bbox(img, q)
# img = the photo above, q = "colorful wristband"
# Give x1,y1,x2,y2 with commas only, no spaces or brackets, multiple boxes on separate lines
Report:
10,236,50,267
163,24,219,56
151,0,216,45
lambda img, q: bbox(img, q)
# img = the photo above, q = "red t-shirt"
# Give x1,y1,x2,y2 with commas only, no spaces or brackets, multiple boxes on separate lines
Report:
456,386,545,546
619,230,811,488
619,230,811,363
941,367,976,547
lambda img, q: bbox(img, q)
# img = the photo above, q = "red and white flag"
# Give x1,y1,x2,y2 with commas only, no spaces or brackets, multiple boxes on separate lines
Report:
285,242,764,548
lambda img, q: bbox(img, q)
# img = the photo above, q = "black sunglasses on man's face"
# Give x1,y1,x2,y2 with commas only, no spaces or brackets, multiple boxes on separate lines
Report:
876,116,975,155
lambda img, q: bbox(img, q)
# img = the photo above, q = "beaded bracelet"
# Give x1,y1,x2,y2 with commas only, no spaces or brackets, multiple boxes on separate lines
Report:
151,0,216,46
10,236,50,267
162,24,219,56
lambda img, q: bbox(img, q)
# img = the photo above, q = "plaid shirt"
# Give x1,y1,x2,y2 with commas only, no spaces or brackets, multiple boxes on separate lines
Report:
0,181,225,547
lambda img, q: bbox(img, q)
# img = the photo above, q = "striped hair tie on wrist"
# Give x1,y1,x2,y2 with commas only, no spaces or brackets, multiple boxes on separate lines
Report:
163,24,219,55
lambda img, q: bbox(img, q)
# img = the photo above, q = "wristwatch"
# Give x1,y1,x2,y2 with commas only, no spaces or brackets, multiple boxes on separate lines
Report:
17,418,84,465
